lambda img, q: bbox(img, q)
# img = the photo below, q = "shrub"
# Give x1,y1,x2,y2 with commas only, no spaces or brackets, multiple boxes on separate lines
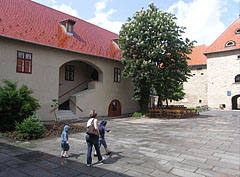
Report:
15,114,45,139
132,112,142,118
0,80,40,131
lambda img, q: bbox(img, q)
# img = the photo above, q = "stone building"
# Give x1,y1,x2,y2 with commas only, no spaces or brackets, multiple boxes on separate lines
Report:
174,17,240,110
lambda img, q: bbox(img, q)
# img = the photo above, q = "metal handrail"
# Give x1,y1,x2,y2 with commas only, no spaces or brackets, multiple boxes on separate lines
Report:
59,80,89,99
70,99,83,112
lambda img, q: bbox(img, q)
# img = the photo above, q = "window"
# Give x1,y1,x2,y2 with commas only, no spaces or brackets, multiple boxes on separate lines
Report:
112,101,117,112
114,68,121,83
17,51,32,74
67,23,73,33
65,65,74,81
235,74,240,83
225,41,236,47
235,28,240,34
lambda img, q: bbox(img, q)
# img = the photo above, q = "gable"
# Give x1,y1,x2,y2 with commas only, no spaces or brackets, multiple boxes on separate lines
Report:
0,0,120,61
205,17,240,54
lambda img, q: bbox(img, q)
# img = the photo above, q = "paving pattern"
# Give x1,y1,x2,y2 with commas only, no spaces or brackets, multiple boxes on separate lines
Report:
0,110,239,177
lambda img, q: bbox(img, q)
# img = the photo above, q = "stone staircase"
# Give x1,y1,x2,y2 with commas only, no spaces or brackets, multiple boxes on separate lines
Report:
57,110,79,121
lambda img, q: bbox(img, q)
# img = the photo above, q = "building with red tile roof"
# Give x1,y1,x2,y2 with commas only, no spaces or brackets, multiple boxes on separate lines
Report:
173,17,240,110
205,17,240,54
0,0,121,61
0,0,136,120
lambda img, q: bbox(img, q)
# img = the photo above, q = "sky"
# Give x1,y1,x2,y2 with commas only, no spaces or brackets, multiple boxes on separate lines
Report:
32,0,240,46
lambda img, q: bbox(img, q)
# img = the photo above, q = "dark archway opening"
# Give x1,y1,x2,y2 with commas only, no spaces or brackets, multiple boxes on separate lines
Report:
232,94,240,110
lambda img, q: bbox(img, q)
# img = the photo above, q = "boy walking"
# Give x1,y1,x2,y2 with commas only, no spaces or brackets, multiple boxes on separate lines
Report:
95,120,111,155
61,125,70,158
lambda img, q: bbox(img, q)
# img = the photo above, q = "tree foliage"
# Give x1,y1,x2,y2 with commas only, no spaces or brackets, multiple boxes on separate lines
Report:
0,80,40,131
119,3,195,112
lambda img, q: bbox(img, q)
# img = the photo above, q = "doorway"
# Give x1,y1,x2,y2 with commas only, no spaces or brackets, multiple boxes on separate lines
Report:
108,99,121,117
232,94,240,110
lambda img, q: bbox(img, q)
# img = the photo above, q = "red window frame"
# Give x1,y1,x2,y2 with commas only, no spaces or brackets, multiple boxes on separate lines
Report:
114,68,121,83
16,51,32,74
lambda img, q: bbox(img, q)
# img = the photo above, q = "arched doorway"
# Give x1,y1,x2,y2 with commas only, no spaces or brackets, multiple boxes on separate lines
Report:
58,60,102,110
108,99,121,117
232,94,240,110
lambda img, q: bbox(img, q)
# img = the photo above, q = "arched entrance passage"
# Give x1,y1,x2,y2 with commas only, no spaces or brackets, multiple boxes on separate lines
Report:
108,99,121,117
58,60,103,109
232,94,240,110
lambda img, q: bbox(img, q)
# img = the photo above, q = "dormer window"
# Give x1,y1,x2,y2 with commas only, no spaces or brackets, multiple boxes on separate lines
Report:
225,41,236,48
59,19,76,35
235,28,240,34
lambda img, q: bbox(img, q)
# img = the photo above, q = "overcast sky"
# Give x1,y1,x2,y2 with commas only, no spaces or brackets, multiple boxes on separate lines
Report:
32,0,240,46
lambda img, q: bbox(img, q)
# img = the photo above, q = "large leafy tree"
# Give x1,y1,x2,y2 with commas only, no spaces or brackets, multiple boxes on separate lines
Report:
119,3,195,113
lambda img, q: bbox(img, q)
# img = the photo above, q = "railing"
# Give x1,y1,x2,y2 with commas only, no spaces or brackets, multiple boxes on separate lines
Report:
59,80,89,99
70,99,83,112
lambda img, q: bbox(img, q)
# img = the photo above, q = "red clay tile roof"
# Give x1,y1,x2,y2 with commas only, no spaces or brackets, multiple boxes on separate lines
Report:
205,17,240,54
187,45,207,65
0,0,120,61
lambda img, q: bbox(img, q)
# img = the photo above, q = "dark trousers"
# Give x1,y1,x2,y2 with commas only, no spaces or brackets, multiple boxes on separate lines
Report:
85,134,102,165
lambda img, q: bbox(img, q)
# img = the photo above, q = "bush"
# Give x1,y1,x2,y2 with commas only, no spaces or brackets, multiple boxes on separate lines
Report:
132,112,142,118
0,80,40,131
15,114,45,139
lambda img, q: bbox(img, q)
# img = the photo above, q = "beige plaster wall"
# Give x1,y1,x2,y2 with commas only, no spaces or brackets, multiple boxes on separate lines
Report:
207,49,240,110
0,37,138,120
171,65,208,108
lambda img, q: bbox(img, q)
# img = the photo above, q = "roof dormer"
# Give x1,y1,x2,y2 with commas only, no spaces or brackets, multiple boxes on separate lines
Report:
59,19,76,35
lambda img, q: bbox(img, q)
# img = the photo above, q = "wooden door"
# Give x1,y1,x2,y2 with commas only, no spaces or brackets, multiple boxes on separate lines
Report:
108,99,121,117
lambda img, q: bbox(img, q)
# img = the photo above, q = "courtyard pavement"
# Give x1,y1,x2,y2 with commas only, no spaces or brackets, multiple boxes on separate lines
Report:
0,110,239,177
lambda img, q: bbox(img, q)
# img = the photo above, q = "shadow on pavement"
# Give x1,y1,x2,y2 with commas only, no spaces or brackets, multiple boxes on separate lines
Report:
0,142,131,177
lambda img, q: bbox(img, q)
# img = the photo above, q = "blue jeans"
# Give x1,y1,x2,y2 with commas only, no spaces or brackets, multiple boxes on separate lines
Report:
86,134,102,165
99,138,107,148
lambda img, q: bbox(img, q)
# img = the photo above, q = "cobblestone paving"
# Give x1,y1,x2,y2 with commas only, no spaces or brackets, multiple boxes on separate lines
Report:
0,110,239,177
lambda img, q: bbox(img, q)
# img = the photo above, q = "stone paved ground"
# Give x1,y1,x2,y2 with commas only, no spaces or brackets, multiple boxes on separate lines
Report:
0,110,239,177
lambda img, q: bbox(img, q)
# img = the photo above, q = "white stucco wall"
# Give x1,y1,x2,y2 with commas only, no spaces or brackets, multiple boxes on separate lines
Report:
207,49,240,110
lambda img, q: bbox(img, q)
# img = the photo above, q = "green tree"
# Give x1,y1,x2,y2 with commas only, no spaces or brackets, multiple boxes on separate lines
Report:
119,3,194,112
0,80,40,131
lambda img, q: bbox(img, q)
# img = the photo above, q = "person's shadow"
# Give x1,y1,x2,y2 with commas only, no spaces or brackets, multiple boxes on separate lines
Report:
102,151,123,164
69,153,85,159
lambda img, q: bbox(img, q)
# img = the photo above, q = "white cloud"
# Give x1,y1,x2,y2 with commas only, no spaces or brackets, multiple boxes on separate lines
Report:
168,0,227,45
87,0,123,34
52,4,79,18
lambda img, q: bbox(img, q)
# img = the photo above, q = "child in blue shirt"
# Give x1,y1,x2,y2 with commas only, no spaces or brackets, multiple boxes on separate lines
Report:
95,120,111,156
61,125,70,158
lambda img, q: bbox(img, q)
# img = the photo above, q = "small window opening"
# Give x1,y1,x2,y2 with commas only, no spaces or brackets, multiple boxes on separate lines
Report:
201,73,204,75
225,41,236,48
114,68,121,83
112,101,117,112
199,99,202,103
235,74,240,83
65,65,74,81
235,28,240,34
237,55,240,59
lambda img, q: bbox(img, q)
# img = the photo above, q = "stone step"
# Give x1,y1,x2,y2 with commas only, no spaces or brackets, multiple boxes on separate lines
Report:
57,110,79,121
